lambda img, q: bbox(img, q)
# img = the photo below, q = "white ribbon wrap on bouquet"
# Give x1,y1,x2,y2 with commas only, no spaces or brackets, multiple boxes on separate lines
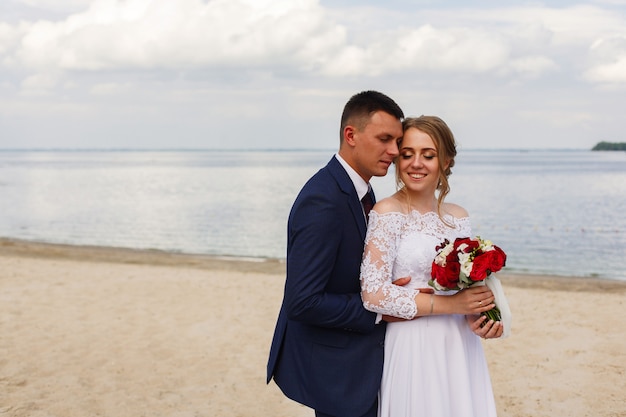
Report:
485,274,511,338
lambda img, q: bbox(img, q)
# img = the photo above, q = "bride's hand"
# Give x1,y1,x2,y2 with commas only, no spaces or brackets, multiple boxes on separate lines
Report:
451,286,495,315
467,314,504,339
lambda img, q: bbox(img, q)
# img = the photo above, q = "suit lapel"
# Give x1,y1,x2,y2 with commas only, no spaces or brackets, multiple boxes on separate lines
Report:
327,157,368,239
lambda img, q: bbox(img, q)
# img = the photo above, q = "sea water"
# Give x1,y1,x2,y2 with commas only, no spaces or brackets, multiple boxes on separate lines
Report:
0,149,624,281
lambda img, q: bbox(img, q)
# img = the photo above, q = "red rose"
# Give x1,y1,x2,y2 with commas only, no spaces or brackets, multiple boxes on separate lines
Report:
432,260,461,288
446,260,461,282
488,246,507,272
469,253,491,281
454,237,480,253
431,263,445,280
446,249,459,264
470,247,507,281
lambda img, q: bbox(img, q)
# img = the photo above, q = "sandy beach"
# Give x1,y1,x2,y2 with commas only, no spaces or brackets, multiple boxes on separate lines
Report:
1,238,625,417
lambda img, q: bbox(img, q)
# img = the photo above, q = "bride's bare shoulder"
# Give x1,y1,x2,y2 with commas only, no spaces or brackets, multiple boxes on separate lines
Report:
441,202,469,219
373,194,406,214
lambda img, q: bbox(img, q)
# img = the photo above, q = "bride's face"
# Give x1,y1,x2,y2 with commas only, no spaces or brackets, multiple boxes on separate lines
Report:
397,127,442,195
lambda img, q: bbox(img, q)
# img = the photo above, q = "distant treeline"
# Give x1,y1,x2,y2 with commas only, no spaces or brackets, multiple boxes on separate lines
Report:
592,141,626,151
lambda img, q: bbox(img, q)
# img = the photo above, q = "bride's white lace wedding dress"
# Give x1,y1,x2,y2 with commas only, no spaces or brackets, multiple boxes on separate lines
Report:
361,210,498,417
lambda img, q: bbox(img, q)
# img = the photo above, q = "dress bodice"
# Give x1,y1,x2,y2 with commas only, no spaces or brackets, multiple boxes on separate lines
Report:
360,210,471,319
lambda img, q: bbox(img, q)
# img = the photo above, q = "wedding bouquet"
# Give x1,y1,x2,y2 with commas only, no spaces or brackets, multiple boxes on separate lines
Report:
429,236,511,337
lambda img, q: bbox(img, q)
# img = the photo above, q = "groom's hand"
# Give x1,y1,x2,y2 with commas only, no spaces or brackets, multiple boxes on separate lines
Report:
382,314,408,323
391,276,411,287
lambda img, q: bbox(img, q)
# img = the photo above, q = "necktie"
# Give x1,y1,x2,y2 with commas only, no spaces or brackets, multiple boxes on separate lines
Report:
361,189,374,220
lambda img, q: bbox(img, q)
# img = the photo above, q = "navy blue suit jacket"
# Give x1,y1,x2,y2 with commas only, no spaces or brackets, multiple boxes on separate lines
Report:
267,156,386,416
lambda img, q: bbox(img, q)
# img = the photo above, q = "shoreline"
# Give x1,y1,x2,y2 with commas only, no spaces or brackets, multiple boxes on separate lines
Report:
2,237,625,293
0,237,286,275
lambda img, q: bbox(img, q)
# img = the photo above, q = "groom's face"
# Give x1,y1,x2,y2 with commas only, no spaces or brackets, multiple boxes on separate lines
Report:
351,111,402,181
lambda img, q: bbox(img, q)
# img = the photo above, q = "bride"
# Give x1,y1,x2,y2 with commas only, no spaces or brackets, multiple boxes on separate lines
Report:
360,115,504,417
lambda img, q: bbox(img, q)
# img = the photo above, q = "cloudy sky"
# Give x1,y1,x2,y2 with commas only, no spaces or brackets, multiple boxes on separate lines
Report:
1,0,625,150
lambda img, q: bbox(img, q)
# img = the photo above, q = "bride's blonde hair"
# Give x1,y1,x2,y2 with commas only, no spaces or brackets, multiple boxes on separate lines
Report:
395,115,457,221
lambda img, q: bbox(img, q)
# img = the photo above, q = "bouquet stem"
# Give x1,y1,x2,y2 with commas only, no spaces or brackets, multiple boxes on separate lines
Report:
481,306,502,323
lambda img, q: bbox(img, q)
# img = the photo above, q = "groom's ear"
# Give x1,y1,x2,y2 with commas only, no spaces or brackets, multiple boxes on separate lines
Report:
343,125,357,147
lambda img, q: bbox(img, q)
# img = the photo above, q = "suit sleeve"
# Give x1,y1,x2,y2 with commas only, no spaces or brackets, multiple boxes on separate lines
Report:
283,188,377,333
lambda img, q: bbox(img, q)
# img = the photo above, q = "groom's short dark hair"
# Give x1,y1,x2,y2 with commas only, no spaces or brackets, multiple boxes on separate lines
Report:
340,90,404,140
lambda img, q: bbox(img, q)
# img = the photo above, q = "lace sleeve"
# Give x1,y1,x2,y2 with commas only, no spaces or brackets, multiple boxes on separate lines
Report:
360,211,420,319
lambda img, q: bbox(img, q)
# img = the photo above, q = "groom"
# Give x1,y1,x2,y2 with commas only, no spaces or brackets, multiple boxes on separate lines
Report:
267,91,404,417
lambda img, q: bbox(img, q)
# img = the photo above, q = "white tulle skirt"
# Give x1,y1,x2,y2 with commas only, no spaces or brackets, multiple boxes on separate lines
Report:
379,313,498,417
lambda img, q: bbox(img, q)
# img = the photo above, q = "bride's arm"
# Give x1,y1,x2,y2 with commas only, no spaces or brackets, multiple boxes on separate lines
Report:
359,210,421,319
360,212,495,319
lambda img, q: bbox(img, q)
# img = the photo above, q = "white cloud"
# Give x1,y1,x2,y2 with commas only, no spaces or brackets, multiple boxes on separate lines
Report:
586,56,626,83
392,25,511,73
509,56,559,78
0,1,625,150
0,22,23,58
592,0,626,6
20,71,59,94
1,0,624,84
90,81,131,95
408,5,626,81
13,0,94,14
584,35,626,84
473,5,624,45
7,0,344,73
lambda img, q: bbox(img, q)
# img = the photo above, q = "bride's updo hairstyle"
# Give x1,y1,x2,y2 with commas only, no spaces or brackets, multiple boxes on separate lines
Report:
395,115,457,218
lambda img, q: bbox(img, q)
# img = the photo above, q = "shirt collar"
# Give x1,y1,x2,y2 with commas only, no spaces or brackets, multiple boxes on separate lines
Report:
335,153,370,200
